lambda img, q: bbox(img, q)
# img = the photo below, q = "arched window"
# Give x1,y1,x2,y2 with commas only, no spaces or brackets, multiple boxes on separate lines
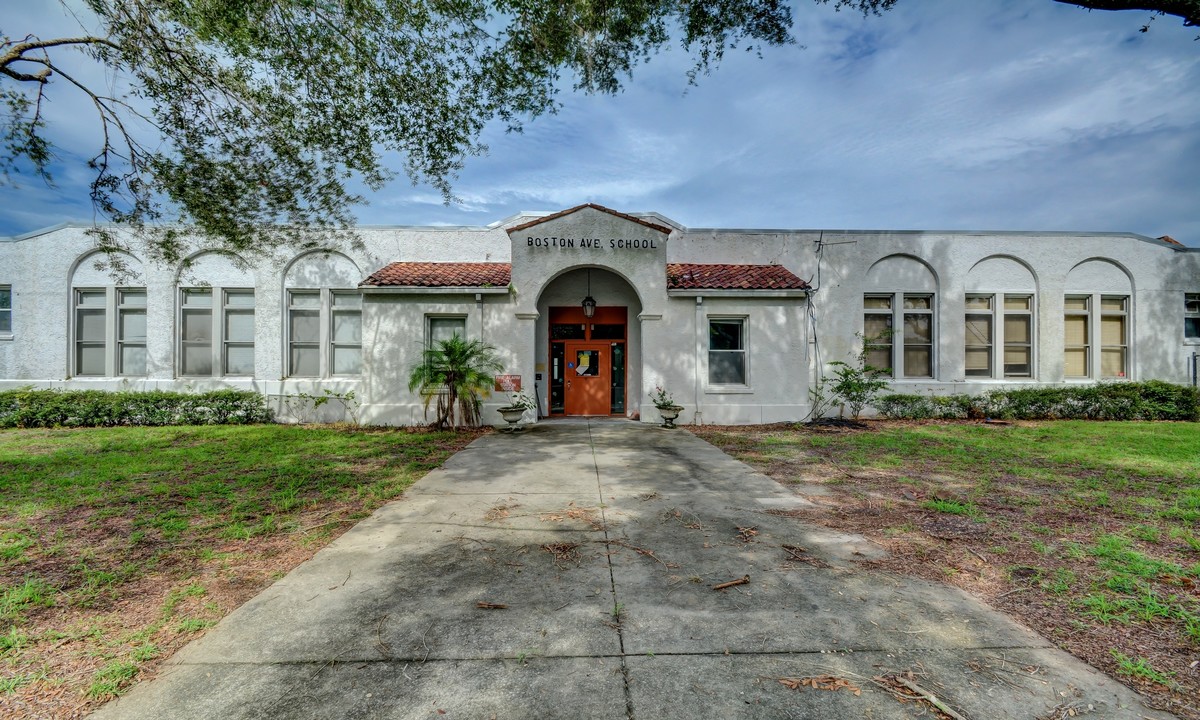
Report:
964,257,1037,379
177,253,256,377
70,252,146,377
1064,260,1133,380
863,256,938,379
284,252,362,377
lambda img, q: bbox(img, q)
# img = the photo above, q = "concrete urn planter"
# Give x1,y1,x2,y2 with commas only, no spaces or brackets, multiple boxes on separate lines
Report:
655,405,684,429
497,407,527,431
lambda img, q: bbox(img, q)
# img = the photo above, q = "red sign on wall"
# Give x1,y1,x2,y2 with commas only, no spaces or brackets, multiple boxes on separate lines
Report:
495,375,522,392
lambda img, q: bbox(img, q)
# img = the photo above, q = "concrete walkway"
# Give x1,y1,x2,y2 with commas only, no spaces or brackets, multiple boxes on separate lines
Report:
92,420,1173,719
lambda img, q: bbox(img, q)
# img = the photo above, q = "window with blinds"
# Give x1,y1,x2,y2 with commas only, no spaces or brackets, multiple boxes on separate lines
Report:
863,293,934,379
1064,296,1090,378
1100,296,1127,378
1187,293,1200,342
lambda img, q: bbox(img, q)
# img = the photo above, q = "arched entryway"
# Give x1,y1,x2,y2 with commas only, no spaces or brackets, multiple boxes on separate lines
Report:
535,267,642,417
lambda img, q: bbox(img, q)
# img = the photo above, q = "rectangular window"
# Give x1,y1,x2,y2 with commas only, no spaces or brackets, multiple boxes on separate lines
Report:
1100,296,1128,378
330,292,362,375
1186,293,1200,341
708,318,746,385
288,290,321,377
0,285,11,335
117,289,147,376
428,316,466,347
75,289,108,376
902,295,933,378
1003,295,1033,378
964,294,1035,379
964,295,993,378
286,290,362,378
1064,296,1090,378
180,287,254,377
863,295,894,373
223,290,255,375
863,293,935,379
180,289,214,376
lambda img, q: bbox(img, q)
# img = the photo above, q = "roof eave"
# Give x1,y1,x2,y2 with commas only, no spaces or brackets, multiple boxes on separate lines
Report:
668,289,809,298
359,286,510,295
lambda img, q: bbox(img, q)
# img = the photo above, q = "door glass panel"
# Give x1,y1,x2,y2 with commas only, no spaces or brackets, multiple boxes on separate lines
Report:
610,343,625,414
550,343,565,413
575,350,599,376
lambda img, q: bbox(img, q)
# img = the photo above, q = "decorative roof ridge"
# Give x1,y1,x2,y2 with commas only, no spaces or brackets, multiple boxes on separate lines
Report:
505,203,673,236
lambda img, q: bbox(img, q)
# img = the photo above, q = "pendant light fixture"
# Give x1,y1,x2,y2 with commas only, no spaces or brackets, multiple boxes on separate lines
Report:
581,268,597,318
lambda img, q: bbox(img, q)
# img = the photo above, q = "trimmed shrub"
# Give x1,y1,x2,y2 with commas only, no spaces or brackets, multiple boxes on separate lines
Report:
0,389,273,428
875,382,1199,422
875,394,974,420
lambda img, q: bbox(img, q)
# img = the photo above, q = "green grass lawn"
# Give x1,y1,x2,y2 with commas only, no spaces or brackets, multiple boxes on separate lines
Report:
693,420,1200,719
0,424,480,719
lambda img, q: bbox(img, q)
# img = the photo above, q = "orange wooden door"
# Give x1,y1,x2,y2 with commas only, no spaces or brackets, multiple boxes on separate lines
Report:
563,343,609,416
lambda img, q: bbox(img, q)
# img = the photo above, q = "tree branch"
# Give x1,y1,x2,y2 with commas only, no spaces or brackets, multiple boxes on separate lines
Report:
1053,0,1200,26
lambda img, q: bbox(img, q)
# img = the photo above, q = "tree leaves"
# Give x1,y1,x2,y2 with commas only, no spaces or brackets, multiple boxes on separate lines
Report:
1,0,794,261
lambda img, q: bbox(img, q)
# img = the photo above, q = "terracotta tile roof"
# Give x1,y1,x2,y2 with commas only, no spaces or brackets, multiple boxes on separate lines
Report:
666,263,809,291
507,203,672,235
361,262,511,288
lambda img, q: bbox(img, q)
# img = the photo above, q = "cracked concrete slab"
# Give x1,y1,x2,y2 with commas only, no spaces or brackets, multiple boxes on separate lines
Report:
91,420,1176,720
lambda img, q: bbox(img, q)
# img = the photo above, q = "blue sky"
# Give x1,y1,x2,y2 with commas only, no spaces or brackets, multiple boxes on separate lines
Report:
2,1,1198,244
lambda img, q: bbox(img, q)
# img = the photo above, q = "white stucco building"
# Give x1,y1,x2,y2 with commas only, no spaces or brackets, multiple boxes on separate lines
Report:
1,203,1197,425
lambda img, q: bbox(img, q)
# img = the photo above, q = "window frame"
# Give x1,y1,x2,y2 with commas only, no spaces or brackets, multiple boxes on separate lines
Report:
1185,293,1200,344
285,288,363,378
1064,293,1131,380
425,314,468,349
0,285,11,338
964,293,1035,380
177,286,256,378
1100,295,1128,379
863,293,937,380
706,316,749,387
71,286,148,377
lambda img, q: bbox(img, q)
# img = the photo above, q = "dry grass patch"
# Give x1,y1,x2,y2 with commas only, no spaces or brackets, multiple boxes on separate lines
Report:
693,419,1200,720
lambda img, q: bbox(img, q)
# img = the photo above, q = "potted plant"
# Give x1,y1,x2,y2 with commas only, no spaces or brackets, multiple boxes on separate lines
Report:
496,391,535,431
650,385,684,428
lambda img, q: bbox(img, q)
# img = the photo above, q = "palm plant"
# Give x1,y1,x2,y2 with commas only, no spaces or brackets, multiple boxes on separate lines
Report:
407,335,504,430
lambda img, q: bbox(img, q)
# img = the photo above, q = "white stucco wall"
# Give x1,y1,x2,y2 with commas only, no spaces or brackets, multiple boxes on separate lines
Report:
1,212,1197,425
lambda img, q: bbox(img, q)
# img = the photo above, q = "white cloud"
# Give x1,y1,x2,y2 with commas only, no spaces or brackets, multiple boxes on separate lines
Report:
3,0,1198,244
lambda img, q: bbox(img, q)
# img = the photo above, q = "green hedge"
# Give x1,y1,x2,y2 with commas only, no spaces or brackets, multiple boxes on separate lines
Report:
0,389,274,428
876,381,1199,421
